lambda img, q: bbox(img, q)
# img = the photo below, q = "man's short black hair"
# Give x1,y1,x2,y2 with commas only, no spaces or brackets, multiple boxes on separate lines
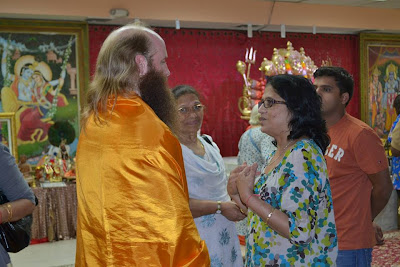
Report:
314,66,354,106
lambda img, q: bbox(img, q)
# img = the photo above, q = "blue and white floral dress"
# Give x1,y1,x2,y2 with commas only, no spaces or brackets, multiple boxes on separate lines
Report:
181,135,243,267
388,114,400,190
237,127,276,236
246,139,338,266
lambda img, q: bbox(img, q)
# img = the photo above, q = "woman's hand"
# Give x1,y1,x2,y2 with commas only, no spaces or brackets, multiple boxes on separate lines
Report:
228,164,248,212
221,201,247,221
236,163,258,206
227,164,247,196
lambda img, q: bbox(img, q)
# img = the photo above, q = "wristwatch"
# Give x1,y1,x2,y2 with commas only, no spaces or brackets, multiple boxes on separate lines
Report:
216,201,222,214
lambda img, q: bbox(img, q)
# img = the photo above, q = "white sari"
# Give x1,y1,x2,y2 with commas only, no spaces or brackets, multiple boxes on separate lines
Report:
181,135,243,267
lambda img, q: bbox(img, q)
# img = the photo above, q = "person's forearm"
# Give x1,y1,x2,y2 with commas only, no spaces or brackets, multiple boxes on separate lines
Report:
189,198,219,218
0,199,35,223
247,195,290,239
371,185,392,219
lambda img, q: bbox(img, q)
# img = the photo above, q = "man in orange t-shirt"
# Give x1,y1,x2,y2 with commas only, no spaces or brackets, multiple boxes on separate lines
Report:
314,66,392,267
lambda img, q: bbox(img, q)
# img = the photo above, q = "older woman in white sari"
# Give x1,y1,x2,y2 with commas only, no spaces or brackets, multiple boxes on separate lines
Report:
172,85,244,267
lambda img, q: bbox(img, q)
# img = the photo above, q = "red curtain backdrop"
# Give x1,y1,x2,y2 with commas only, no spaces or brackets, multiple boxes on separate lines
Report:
89,25,360,157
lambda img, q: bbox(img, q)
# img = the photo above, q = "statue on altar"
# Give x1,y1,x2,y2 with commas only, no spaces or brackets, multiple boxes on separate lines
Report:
46,121,75,179
18,154,32,178
43,156,54,180
236,41,318,120
57,139,69,160
42,155,63,182
63,157,76,179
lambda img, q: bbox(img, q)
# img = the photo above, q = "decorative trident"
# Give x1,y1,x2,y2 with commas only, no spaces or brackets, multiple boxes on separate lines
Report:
236,47,257,120
245,47,257,81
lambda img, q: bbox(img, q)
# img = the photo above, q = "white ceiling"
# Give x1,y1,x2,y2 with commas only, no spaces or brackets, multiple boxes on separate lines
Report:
264,0,400,9
85,0,400,33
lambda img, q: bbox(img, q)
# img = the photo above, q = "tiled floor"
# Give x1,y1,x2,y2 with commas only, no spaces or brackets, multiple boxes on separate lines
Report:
9,235,400,266
10,239,76,267
9,239,240,266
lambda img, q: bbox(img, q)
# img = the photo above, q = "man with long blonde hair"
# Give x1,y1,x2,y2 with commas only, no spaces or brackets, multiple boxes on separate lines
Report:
75,24,210,266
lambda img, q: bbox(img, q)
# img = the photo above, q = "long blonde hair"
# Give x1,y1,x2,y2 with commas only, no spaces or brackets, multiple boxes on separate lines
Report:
81,24,153,128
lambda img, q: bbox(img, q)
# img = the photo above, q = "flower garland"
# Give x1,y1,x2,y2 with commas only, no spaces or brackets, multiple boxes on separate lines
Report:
44,37,73,119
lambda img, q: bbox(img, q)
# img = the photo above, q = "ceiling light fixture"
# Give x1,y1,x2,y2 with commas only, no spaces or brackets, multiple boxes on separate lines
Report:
281,24,286,38
109,8,129,18
247,24,253,38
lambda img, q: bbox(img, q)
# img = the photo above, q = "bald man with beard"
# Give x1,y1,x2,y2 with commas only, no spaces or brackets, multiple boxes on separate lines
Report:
75,24,210,266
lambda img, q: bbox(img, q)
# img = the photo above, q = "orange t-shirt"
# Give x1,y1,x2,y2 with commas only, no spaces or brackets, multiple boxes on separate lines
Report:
325,113,388,250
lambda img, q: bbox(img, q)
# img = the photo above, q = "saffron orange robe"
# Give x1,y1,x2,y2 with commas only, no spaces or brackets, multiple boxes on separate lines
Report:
75,95,210,266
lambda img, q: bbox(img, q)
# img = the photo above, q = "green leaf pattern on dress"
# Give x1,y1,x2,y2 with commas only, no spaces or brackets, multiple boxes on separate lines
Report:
246,139,338,267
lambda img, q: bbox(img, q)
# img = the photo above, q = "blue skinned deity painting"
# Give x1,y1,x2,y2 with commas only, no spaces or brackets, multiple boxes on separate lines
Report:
0,32,80,163
368,45,400,138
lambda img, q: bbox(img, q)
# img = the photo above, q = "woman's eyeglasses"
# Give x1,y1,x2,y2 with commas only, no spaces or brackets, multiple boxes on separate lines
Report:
178,104,204,115
258,97,287,109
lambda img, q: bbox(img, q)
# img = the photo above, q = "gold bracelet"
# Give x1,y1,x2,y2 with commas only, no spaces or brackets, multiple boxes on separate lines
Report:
2,204,11,222
6,204,12,222
0,206,4,224
265,207,275,225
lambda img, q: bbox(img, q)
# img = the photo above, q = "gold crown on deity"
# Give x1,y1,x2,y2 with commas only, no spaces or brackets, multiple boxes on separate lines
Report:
387,63,397,73
258,41,317,77
237,42,318,121
372,66,381,76
33,61,53,82
321,57,333,67
28,61,39,70
14,55,35,76
386,62,398,80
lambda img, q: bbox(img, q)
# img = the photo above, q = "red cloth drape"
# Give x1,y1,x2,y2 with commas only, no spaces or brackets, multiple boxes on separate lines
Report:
89,26,360,156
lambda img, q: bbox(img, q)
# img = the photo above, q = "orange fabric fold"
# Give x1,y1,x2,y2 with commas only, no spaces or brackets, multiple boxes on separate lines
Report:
76,95,210,266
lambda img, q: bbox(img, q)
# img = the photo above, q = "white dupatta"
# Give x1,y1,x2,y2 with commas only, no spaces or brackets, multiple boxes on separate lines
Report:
180,135,229,201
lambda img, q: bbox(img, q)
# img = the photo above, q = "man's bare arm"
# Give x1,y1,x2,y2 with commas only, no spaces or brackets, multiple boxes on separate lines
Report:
368,168,393,219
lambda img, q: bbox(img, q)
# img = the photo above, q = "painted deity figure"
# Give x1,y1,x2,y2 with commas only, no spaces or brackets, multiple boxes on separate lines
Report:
1,52,36,112
384,63,400,132
1,52,67,143
31,62,68,119
369,66,383,128
15,65,35,102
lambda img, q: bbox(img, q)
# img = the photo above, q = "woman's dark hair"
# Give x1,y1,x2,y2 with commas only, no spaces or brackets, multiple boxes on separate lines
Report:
171,84,201,100
267,74,330,153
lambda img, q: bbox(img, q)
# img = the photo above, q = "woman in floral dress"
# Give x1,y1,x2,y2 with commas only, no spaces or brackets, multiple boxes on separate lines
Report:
388,95,400,201
228,75,338,266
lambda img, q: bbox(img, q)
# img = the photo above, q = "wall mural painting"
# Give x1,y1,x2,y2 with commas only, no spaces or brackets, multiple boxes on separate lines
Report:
0,20,89,164
367,46,400,137
0,112,18,159
361,33,400,139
